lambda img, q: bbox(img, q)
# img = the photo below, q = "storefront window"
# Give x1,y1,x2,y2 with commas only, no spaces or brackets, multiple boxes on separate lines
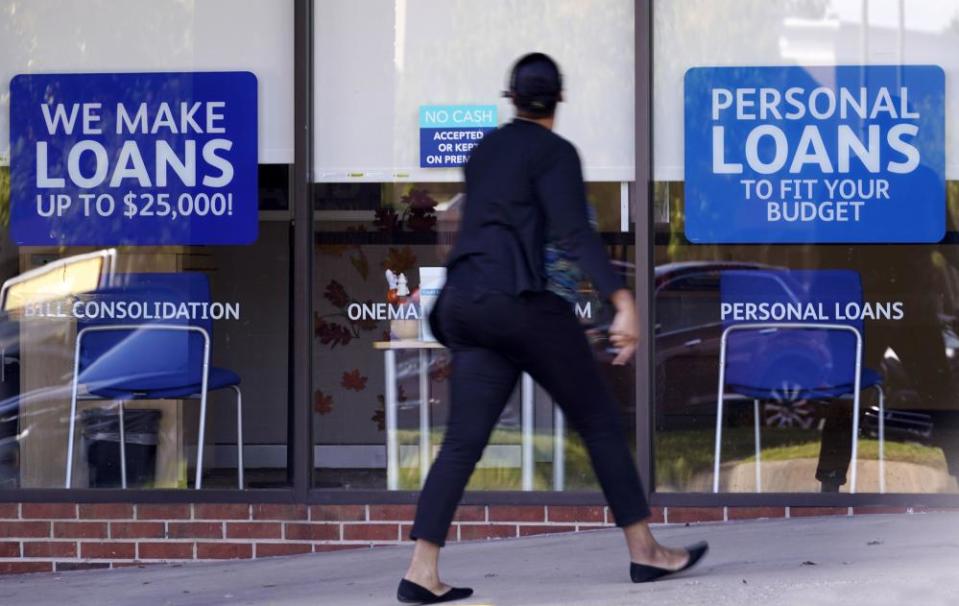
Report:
0,0,294,489
311,0,635,490
653,0,959,494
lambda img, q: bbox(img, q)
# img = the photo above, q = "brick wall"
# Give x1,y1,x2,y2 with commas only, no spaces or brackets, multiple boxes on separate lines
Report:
0,502,944,574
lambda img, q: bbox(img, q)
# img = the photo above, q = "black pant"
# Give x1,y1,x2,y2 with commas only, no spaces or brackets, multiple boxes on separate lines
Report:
815,400,854,488
817,404,959,486
410,287,651,546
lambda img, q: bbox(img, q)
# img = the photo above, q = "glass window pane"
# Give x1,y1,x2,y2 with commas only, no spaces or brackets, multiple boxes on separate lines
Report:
653,0,959,494
312,0,636,492
0,0,293,489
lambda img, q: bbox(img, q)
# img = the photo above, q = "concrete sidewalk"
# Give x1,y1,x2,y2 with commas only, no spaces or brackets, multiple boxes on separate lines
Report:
1,513,957,606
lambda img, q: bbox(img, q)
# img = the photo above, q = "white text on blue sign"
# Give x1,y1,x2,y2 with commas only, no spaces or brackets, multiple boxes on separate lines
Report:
419,105,497,168
684,65,945,243
10,72,259,246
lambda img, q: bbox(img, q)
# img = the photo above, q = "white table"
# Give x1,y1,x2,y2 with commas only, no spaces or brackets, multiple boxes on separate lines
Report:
374,340,565,491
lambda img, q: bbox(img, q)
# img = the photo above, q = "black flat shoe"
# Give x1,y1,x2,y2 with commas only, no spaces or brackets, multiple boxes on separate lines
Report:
396,578,474,604
630,541,709,583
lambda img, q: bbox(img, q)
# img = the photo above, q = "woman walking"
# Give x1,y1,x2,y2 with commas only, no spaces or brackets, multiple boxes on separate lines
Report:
397,53,708,605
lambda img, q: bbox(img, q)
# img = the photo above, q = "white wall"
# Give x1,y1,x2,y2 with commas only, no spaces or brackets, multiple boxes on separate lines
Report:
0,0,293,164
654,0,959,180
314,0,635,182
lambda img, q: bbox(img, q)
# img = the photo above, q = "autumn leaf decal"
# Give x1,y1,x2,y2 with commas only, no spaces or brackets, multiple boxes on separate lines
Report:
324,280,350,309
382,246,418,276
314,390,334,415
341,369,368,392
349,250,370,281
315,317,353,348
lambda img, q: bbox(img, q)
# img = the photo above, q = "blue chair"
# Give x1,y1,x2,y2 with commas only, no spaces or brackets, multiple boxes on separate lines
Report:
714,269,885,494
65,273,243,489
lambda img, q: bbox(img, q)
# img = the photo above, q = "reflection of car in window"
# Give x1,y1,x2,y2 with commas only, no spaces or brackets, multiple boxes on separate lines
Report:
586,261,768,431
0,250,118,488
652,262,767,430
591,261,940,446
654,264,939,442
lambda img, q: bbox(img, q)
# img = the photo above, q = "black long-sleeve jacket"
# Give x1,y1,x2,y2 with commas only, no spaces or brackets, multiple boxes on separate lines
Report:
446,119,624,300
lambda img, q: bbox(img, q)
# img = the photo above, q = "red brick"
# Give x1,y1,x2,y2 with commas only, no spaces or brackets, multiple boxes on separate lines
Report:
0,562,53,574
285,523,339,541
167,522,223,539
196,542,253,559
547,506,604,524
110,522,165,539
853,506,909,515
369,505,417,521
666,507,724,524
255,543,312,557
342,524,399,541
226,522,282,539
454,506,486,522
605,507,666,525
310,505,365,522
0,521,50,538
400,524,455,543
313,544,366,553
54,522,108,539
23,541,77,558
727,507,787,521
519,525,576,537
81,542,136,559
79,504,134,519
136,504,191,520
0,541,19,557
644,507,667,524
138,542,194,560
21,503,76,519
459,524,517,541
194,504,250,520
252,504,308,521
55,562,110,572
0,504,19,518
489,506,545,523
789,507,850,518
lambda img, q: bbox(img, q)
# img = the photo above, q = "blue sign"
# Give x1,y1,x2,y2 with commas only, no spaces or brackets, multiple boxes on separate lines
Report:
684,65,945,243
419,105,497,168
9,71,258,246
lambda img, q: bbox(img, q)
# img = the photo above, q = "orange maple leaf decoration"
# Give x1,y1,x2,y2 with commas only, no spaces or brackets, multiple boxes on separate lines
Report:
314,390,334,415
341,369,368,392
381,246,418,276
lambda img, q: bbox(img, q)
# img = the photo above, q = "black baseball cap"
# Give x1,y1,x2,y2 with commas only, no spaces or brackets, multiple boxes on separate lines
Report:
505,53,563,118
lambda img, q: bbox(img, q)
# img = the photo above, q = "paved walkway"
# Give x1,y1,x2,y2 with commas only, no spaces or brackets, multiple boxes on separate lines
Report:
1,513,957,606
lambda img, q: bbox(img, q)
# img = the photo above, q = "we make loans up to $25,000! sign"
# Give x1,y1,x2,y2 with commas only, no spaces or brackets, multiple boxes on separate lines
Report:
9,71,259,246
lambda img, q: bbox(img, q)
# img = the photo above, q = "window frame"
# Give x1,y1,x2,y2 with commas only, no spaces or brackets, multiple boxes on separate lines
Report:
4,0,958,509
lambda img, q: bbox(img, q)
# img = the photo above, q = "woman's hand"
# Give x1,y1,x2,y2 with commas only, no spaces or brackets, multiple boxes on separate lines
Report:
608,289,638,365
